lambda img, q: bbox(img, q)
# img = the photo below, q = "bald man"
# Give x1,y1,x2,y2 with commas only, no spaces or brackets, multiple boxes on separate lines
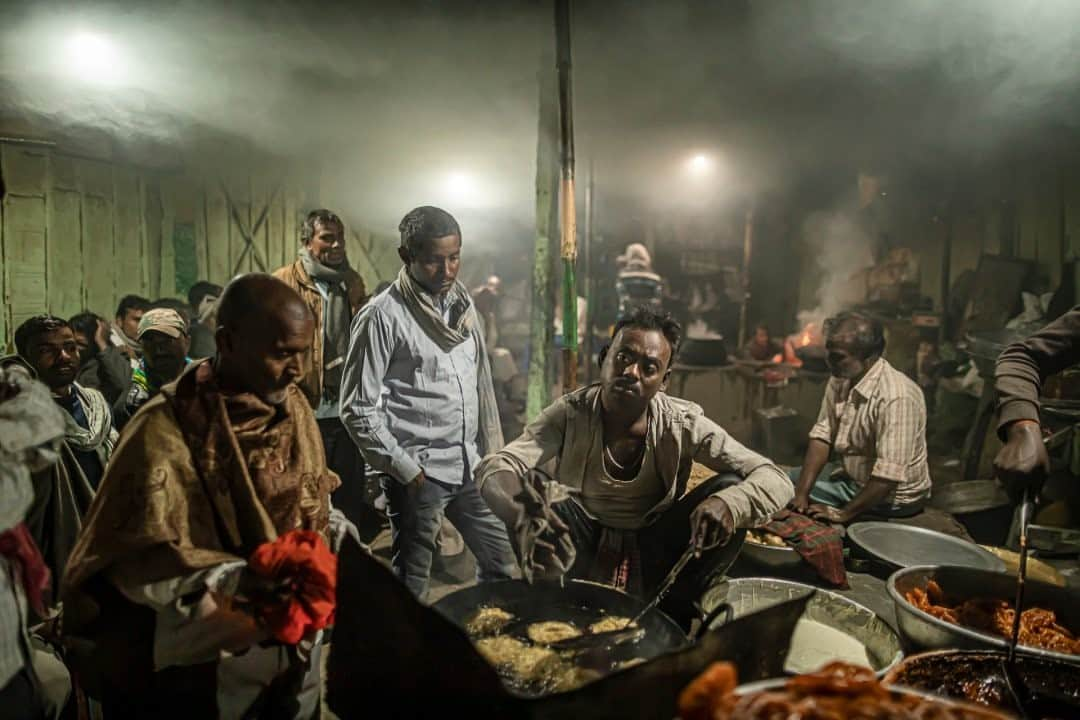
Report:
63,274,343,719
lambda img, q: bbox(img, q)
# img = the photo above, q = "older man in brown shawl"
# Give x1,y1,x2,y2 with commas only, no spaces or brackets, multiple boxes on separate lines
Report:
63,275,343,719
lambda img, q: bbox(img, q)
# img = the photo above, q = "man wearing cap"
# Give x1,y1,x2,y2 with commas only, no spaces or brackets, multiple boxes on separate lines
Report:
112,308,192,431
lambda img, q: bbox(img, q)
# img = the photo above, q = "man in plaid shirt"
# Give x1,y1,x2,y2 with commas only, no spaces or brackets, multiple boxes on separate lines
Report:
790,311,931,523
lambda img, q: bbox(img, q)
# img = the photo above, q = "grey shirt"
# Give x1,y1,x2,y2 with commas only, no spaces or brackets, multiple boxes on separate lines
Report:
340,283,480,485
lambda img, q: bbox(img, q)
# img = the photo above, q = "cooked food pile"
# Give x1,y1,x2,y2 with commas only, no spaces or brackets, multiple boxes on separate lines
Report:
527,620,582,645
589,616,637,634
905,580,1080,655
463,608,639,694
465,606,515,636
746,529,789,548
677,660,1007,720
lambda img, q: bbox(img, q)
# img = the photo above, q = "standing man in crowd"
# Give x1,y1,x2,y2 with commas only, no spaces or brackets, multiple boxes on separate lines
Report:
63,275,342,718
0,362,71,719
110,294,150,364
186,281,223,359
789,311,931,522
10,315,116,588
340,205,515,600
273,209,374,537
478,307,792,625
70,311,134,405
112,308,192,430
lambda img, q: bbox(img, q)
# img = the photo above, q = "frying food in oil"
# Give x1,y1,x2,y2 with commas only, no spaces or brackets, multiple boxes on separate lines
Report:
589,616,637,634
526,620,582,645
465,606,515,636
474,634,599,693
475,636,557,676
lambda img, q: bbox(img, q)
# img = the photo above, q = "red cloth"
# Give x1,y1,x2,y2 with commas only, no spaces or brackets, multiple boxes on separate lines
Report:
0,523,51,615
248,529,337,645
762,511,848,589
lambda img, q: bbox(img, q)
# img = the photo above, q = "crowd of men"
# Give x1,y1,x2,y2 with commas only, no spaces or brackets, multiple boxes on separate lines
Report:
1,201,1070,719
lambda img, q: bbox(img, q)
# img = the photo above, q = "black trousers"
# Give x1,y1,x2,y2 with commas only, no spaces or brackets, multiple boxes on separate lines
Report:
551,473,745,629
0,671,44,720
318,417,382,543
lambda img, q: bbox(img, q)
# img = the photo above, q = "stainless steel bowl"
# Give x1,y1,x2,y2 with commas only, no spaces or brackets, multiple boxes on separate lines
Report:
701,577,904,677
739,537,802,571
888,565,1080,665
731,676,1011,717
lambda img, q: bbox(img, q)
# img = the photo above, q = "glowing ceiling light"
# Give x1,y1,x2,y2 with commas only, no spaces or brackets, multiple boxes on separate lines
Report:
444,171,478,203
687,153,713,176
64,31,125,85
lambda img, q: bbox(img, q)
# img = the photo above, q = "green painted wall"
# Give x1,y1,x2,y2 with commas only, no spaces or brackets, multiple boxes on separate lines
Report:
0,140,399,351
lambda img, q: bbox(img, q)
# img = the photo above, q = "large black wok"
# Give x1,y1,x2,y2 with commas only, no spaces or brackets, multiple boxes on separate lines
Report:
433,578,692,662
327,537,807,720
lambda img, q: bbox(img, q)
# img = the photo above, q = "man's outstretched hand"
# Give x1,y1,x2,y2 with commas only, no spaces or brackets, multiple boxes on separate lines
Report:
690,497,734,558
994,420,1049,499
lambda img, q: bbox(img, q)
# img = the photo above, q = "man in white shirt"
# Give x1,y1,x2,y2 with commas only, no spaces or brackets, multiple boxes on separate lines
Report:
340,206,515,601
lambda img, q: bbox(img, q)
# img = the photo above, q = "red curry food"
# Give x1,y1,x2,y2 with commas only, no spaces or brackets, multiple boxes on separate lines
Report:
677,661,1006,720
905,580,1080,656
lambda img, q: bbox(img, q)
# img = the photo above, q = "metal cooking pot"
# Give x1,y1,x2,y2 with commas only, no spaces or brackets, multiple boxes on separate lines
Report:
701,577,904,677
884,649,1080,716
928,481,1013,546
731,675,1013,718
888,565,1080,665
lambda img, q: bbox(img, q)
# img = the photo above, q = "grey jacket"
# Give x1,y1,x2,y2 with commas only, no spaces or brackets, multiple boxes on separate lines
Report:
475,384,793,528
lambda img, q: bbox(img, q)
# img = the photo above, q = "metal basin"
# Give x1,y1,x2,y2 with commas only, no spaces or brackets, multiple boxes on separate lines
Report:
731,676,1011,718
701,577,903,677
848,521,1007,574
929,481,1013,546
738,536,802,571
888,565,1080,665
884,649,1080,716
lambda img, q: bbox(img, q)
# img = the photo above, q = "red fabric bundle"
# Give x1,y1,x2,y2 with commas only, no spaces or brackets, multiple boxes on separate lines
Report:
0,523,51,615
248,529,337,645
762,510,848,589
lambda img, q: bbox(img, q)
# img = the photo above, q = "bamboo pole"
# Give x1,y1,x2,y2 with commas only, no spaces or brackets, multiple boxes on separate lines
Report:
526,53,559,421
737,205,755,349
556,0,578,392
582,160,595,382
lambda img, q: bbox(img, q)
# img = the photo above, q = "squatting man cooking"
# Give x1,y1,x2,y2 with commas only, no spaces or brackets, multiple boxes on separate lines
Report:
789,311,932,524
477,306,793,627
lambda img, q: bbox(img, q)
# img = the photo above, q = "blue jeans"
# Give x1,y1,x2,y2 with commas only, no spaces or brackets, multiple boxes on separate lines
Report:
787,464,923,519
380,474,516,601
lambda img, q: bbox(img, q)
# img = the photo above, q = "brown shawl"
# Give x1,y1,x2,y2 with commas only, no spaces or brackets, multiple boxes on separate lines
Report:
62,360,338,677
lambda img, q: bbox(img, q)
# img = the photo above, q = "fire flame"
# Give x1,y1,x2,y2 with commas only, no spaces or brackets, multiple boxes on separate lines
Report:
782,322,821,366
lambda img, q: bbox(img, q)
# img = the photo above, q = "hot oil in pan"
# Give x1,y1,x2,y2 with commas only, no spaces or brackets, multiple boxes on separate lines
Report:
467,601,646,696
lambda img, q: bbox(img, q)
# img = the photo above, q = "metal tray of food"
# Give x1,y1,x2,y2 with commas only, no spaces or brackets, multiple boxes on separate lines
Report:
731,676,1011,718
740,529,802,571
888,565,1080,666
701,577,903,677
884,649,1080,716
847,522,1006,573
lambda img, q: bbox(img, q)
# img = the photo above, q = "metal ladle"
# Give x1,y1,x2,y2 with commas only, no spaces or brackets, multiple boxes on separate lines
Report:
1000,489,1034,718
550,546,697,653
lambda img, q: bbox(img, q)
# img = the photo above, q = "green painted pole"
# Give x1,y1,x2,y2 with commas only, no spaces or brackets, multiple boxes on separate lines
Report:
526,54,559,421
